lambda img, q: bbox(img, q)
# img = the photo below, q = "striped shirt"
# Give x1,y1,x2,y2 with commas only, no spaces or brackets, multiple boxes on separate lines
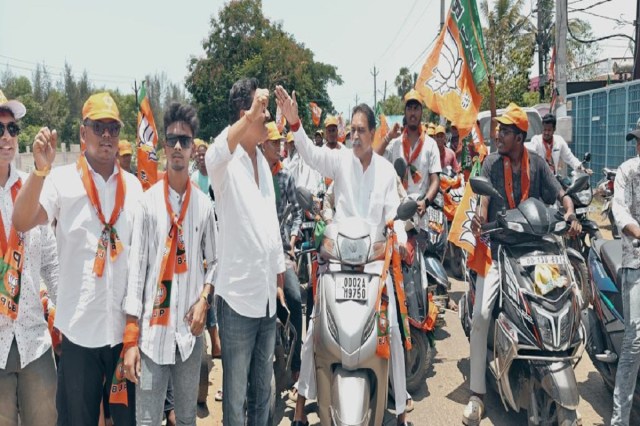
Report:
123,180,218,365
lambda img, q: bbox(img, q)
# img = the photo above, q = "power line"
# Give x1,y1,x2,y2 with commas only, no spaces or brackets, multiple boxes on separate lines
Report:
566,7,635,43
569,0,612,12
568,8,633,25
1,62,134,86
376,0,420,63
408,34,439,71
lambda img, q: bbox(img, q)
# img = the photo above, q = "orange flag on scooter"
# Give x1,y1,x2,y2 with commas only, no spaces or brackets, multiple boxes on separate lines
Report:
447,159,491,277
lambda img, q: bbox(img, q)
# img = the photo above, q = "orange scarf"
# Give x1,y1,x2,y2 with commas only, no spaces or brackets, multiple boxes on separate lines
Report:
401,126,424,189
77,155,126,277
0,178,25,320
271,161,283,176
544,138,555,173
375,220,412,358
503,148,531,209
150,174,191,327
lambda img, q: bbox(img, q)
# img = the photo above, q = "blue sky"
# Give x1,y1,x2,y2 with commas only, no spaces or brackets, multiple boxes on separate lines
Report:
0,0,635,131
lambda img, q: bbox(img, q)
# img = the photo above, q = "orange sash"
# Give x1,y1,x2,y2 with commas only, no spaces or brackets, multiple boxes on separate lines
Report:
401,126,424,189
150,174,191,327
544,138,555,173
0,178,25,320
271,161,283,176
503,148,531,209
76,155,126,277
375,220,412,358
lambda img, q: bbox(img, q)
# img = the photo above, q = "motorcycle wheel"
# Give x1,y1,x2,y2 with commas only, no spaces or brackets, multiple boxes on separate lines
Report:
404,327,434,394
556,407,579,426
569,255,591,309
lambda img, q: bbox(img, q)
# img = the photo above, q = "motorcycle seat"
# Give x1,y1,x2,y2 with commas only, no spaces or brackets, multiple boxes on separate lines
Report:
600,239,624,286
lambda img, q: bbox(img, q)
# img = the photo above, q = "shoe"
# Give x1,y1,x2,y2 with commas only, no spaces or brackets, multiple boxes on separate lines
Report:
462,395,484,426
291,421,309,426
288,386,298,402
214,389,223,402
405,398,414,413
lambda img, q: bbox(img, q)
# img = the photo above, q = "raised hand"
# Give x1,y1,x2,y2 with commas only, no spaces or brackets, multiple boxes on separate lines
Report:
245,88,270,124
387,122,402,140
274,85,300,125
33,127,57,171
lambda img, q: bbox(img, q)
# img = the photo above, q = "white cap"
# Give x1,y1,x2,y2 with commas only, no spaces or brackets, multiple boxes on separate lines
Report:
0,90,26,119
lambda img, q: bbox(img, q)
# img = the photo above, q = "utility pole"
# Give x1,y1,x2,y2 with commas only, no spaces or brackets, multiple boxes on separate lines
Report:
133,80,139,110
555,0,568,118
440,0,445,30
371,66,379,108
536,1,545,99
634,0,640,80
383,81,388,102
355,94,359,106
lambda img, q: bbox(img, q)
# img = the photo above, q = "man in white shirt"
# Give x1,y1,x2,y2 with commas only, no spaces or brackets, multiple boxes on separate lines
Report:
121,102,217,425
284,132,324,194
13,92,143,426
274,86,413,426
0,91,59,425
525,113,591,175
375,89,441,215
205,78,286,426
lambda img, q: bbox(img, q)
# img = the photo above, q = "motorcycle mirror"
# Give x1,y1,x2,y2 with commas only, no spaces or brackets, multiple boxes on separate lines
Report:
566,174,590,195
469,176,503,200
296,187,314,211
394,158,408,178
583,152,591,162
396,199,418,221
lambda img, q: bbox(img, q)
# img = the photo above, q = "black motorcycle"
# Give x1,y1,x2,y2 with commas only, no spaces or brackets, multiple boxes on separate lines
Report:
459,175,589,426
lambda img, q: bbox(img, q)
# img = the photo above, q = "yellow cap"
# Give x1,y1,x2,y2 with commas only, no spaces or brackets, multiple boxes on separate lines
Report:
193,138,208,148
435,125,446,135
118,140,132,156
286,132,294,143
324,115,338,128
495,102,529,132
404,89,423,105
266,122,282,141
82,92,122,124
427,126,435,136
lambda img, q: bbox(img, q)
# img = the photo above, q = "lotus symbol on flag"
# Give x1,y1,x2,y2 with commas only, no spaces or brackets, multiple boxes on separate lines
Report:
426,27,463,96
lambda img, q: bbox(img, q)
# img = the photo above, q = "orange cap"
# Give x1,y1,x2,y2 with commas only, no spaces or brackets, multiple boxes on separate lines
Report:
118,140,132,156
404,89,423,105
496,103,529,132
266,122,282,141
324,115,338,128
82,92,122,124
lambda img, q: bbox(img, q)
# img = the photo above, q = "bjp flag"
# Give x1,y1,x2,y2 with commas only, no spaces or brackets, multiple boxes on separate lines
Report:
275,104,287,133
309,102,322,127
337,114,346,143
415,0,487,130
372,103,389,151
136,81,158,191
447,159,491,277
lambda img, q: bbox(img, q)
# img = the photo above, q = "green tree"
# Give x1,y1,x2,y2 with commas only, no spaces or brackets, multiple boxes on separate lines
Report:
186,0,342,138
379,95,405,116
566,19,601,80
479,0,535,109
394,67,417,97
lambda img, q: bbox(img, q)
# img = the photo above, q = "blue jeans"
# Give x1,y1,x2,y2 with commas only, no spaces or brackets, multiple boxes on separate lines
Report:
612,268,640,425
216,296,276,426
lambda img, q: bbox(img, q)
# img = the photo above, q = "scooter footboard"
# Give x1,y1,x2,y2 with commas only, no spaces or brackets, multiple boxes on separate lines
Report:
330,367,371,426
532,361,580,410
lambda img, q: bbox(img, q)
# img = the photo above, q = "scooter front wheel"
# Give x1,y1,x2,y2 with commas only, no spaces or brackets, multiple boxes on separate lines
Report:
404,327,434,394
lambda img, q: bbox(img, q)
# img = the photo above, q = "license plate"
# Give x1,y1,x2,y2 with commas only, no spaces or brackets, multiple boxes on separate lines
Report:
519,255,567,266
575,206,594,215
428,208,444,224
301,222,315,229
336,276,368,301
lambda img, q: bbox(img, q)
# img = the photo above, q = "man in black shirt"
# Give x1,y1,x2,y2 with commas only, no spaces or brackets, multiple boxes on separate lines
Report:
462,103,581,425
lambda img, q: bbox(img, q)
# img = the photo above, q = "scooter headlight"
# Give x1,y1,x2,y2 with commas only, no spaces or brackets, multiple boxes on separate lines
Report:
337,235,370,265
575,188,593,207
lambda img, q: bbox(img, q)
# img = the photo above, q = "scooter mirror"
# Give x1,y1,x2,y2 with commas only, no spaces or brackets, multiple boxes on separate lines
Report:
394,158,408,179
583,152,591,162
469,176,503,200
396,199,418,221
296,187,315,211
566,174,590,195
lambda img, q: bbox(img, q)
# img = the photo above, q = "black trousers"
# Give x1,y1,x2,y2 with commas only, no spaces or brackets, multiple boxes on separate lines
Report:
56,337,135,426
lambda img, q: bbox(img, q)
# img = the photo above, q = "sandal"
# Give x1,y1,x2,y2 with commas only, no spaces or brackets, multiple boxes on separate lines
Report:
214,389,223,402
288,386,298,402
291,421,309,426
405,398,414,413
462,395,484,426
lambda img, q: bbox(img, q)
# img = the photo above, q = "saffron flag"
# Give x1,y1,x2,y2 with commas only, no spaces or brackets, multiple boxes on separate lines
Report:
337,114,346,143
447,159,491,277
310,102,322,127
415,0,487,130
372,103,389,151
136,81,158,191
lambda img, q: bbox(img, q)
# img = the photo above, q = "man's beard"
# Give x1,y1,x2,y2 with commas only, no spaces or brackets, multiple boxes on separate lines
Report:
408,124,419,132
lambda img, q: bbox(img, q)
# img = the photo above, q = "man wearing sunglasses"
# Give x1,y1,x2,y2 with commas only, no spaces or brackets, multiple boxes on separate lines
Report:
463,103,581,425
13,92,143,426
0,91,60,425
121,102,217,425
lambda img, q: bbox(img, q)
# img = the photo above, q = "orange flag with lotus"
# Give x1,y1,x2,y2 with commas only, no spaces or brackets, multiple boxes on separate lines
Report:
309,102,322,127
136,81,158,191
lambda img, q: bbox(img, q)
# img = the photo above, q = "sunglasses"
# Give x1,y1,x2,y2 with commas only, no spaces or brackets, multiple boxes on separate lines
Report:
166,134,193,148
84,119,121,137
0,122,20,138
